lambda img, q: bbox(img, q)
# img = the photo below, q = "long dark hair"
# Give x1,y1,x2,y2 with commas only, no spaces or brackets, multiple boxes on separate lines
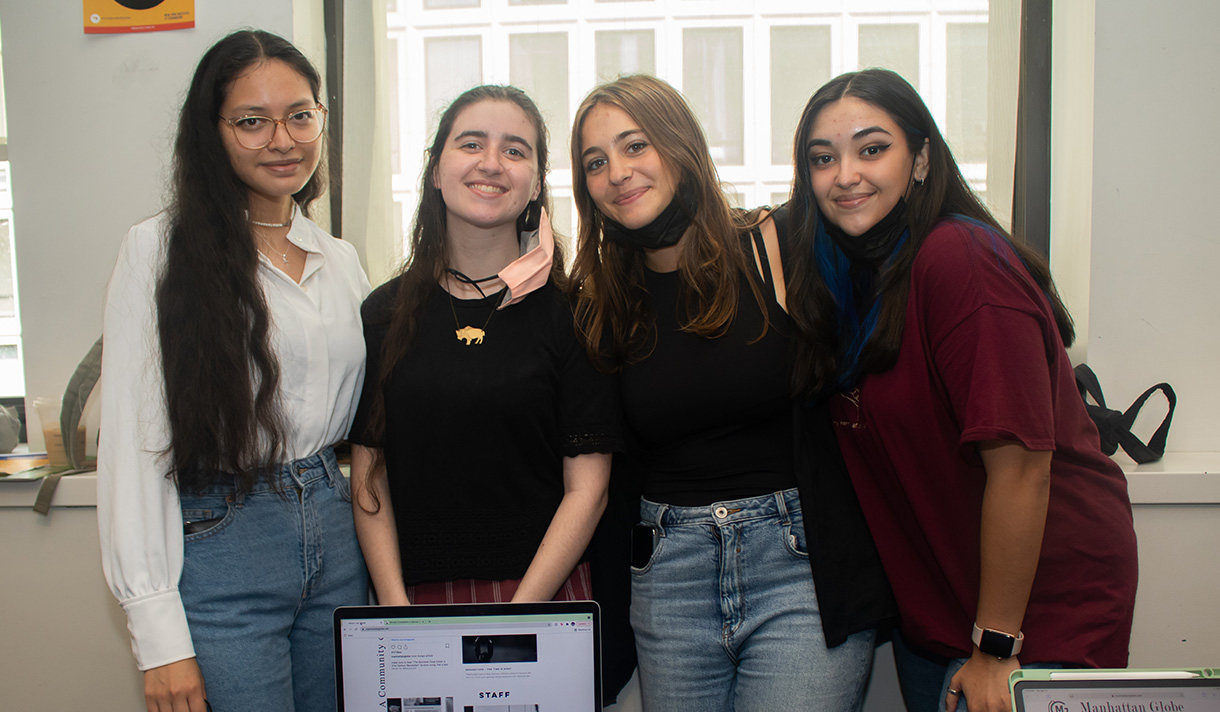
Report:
569,75,767,370
156,30,326,492
786,68,1074,397
359,85,562,497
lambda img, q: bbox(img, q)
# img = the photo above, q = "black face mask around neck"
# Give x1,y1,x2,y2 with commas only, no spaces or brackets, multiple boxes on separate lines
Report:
602,183,696,250
824,198,909,265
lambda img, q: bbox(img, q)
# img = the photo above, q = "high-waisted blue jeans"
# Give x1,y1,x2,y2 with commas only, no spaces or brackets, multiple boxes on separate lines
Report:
631,488,875,712
178,447,368,712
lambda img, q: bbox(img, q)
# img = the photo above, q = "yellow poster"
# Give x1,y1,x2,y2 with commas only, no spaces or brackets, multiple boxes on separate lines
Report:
83,0,194,34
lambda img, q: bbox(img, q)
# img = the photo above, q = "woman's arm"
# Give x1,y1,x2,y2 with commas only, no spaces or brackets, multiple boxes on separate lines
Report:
512,452,612,602
947,440,1051,712
98,219,208,708
350,444,410,605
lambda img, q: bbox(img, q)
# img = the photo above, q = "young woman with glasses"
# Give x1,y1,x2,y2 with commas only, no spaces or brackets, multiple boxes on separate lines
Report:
569,74,882,712
786,69,1137,712
347,85,620,607
98,30,371,712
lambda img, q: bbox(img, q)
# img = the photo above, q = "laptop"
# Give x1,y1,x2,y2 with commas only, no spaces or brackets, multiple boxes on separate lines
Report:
334,601,602,712
1011,668,1220,712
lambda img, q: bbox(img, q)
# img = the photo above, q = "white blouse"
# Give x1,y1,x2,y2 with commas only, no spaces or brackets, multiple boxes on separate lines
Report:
96,212,371,671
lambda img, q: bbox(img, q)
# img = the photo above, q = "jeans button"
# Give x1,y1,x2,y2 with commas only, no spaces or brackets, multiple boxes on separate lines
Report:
714,506,728,519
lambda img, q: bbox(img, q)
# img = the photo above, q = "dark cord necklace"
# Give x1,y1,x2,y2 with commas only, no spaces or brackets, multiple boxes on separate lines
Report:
445,268,499,346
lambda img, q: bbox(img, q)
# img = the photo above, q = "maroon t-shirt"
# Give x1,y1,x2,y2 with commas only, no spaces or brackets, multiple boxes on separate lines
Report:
831,218,1137,667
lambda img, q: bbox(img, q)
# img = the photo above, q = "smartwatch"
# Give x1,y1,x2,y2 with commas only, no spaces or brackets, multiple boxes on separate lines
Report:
972,623,1024,659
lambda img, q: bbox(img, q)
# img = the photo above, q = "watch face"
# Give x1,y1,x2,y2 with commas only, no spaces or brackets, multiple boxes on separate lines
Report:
979,628,1017,658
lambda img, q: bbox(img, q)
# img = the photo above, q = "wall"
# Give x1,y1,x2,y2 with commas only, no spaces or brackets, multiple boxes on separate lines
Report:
1088,1,1220,452
0,0,299,450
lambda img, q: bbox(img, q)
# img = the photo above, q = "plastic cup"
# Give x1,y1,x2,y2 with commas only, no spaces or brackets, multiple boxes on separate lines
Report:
32,396,84,468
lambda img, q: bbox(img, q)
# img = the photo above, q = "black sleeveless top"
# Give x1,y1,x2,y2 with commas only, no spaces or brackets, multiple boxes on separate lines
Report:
618,229,797,506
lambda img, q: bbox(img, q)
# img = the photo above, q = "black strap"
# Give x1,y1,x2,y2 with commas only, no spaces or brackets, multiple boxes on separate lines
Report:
1074,364,1176,464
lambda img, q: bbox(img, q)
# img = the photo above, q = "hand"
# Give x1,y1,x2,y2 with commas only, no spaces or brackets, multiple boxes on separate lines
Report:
144,657,208,712
946,650,1019,712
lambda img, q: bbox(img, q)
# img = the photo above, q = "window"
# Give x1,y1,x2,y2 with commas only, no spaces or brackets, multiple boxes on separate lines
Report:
0,21,25,399
386,0,993,243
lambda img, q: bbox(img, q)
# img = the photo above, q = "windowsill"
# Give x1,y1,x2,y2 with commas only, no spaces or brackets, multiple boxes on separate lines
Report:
0,467,354,509
1117,451,1220,505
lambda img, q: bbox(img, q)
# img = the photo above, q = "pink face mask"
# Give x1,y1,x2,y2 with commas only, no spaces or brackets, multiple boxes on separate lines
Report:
497,205,555,309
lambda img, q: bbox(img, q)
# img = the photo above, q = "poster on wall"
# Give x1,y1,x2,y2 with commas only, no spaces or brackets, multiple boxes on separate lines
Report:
83,0,194,34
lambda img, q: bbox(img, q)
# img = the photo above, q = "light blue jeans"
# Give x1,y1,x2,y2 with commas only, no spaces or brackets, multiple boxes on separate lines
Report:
178,447,368,712
631,489,875,712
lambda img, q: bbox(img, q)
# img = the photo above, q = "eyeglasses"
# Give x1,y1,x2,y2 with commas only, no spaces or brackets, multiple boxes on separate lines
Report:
221,105,328,150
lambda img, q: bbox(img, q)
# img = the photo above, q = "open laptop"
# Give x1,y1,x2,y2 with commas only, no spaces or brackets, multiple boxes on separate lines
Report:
1011,668,1220,712
335,601,602,712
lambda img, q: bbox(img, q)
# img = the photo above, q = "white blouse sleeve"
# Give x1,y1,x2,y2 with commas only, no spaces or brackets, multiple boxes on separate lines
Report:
96,217,195,671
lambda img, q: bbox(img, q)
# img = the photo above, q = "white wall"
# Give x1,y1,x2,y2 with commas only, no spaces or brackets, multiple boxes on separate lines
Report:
0,0,300,450
1088,1,1220,453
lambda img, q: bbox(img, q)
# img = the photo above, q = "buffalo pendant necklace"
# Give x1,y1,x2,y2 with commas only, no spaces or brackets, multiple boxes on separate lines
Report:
446,268,499,346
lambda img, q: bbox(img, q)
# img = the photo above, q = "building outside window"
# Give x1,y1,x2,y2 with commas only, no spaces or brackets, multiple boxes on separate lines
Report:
0,21,25,400
385,0,991,245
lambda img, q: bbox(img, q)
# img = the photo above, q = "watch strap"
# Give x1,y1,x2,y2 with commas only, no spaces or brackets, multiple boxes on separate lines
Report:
972,623,1024,658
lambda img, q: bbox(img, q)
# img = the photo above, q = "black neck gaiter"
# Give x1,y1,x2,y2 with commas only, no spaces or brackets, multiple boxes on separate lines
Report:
602,184,696,250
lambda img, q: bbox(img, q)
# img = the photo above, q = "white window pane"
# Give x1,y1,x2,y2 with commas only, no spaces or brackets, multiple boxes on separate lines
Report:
596,29,656,83
425,0,479,8
946,22,988,166
425,36,482,139
388,36,401,174
549,196,573,241
683,27,744,166
510,0,565,4
0,218,13,318
770,190,790,206
858,24,920,92
771,25,832,166
509,32,571,169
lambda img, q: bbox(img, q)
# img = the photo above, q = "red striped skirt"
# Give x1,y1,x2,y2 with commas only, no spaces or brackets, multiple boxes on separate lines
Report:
406,561,592,604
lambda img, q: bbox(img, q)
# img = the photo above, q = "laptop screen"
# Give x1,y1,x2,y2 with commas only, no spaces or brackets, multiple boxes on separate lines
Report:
335,601,602,712
1013,677,1220,712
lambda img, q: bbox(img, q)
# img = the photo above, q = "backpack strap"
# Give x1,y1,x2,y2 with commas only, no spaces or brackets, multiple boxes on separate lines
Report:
1074,364,1176,464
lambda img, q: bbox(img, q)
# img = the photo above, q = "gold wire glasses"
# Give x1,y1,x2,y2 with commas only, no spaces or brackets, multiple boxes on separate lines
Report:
221,105,328,150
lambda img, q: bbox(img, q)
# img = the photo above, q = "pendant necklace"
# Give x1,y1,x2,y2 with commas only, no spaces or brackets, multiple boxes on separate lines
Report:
446,268,499,346
250,206,296,266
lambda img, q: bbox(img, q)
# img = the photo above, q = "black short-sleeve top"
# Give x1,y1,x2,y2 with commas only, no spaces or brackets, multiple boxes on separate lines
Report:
350,277,623,584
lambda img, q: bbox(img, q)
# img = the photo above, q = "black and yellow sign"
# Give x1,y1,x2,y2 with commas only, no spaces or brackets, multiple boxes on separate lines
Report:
83,0,194,34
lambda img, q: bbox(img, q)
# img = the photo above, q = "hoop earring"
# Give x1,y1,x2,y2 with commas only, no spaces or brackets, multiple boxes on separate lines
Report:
516,198,542,234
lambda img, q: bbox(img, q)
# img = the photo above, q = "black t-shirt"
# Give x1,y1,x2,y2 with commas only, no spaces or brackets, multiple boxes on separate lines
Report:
619,232,796,506
350,277,622,584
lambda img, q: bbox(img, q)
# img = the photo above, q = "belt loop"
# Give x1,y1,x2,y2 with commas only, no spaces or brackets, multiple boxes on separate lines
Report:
774,489,791,526
654,503,669,537
320,446,341,486
232,475,246,506
641,500,669,537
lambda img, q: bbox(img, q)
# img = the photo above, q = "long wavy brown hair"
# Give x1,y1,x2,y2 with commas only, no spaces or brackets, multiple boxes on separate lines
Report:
785,68,1074,397
569,75,768,369
157,30,327,493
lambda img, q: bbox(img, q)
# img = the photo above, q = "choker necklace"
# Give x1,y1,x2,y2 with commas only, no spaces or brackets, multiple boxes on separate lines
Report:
446,269,498,346
249,204,296,229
